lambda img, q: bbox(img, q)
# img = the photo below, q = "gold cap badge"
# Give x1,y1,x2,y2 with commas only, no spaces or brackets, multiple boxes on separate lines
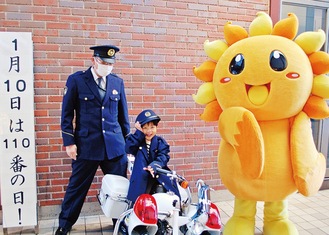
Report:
108,49,115,56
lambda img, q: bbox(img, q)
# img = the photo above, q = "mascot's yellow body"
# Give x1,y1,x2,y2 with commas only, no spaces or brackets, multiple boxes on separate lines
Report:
193,12,329,235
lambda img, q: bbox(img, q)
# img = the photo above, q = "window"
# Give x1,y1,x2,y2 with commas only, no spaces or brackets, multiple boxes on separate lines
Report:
281,1,329,177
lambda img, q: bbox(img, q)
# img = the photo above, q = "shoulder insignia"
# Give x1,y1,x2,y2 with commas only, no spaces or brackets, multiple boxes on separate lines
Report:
63,86,68,95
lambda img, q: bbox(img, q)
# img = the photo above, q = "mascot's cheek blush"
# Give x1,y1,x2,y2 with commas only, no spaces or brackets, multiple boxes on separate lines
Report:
220,77,231,83
286,72,300,79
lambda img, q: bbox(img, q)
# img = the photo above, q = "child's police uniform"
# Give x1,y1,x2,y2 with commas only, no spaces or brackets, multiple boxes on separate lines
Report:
125,110,180,204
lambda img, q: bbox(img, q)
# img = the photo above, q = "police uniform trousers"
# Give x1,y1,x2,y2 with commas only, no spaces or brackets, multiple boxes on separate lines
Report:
58,155,127,230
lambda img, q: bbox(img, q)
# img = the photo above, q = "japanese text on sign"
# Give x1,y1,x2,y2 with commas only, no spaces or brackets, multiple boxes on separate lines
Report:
0,32,37,228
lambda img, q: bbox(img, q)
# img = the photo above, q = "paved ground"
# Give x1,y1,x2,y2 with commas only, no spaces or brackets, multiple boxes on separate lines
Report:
1,189,329,235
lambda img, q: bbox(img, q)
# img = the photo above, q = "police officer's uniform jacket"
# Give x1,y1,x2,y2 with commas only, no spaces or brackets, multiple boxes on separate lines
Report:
126,129,180,203
61,67,130,160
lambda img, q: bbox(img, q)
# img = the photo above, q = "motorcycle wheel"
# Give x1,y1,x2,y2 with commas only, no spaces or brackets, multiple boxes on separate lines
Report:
200,232,211,235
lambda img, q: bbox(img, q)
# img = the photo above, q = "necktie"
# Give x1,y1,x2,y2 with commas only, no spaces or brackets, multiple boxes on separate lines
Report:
97,77,106,100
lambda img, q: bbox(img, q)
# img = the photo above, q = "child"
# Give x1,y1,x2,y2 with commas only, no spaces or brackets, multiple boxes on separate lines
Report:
125,109,180,205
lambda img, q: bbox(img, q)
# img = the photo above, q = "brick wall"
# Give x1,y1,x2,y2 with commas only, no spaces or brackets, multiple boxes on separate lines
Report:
0,0,269,207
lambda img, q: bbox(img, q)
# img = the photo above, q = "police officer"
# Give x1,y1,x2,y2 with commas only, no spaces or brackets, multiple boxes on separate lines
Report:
56,45,130,235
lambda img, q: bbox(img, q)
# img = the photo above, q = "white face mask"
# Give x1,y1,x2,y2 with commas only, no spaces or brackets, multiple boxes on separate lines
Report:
96,62,113,77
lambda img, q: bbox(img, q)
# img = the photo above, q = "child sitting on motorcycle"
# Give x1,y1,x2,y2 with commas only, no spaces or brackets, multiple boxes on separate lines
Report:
118,109,180,234
125,109,180,205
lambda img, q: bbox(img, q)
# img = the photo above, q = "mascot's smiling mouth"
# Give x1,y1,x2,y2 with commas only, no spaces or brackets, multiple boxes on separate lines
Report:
246,83,271,105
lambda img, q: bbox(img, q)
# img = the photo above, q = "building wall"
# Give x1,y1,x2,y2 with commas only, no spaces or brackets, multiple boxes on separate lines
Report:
0,0,269,207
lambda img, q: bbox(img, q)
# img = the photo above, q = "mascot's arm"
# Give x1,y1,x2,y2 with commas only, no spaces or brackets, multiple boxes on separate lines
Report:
291,111,326,196
218,107,264,179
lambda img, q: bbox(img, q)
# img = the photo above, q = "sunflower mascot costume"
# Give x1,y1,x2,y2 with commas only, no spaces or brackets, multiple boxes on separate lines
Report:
192,12,329,235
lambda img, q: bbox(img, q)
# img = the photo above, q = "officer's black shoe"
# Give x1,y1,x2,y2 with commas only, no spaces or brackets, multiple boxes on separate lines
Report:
55,227,70,235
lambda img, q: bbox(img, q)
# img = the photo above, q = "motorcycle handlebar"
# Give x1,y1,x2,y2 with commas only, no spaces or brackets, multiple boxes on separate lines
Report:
155,167,189,189
156,167,171,175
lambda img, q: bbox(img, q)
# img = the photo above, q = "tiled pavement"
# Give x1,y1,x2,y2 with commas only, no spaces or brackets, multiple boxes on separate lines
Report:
1,189,329,235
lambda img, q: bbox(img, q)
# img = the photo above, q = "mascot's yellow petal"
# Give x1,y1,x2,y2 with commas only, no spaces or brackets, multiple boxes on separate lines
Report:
203,39,228,61
192,82,216,105
312,74,329,98
249,11,273,36
247,85,269,105
309,51,329,75
295,29,326,55
303,95,329,119
200,100,222,121
272,13,298,40
224,21,248,45
193,60,216,82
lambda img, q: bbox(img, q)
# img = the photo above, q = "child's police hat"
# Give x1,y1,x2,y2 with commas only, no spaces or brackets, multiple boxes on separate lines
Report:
90,45,119,64
136,109,161,126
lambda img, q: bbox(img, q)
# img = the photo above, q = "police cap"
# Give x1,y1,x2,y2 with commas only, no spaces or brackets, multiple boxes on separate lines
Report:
136,109,161,126
90,45,119,64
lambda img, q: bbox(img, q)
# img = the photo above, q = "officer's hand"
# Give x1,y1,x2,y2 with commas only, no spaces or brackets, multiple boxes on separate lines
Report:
143,166,155,178
66,144,77,160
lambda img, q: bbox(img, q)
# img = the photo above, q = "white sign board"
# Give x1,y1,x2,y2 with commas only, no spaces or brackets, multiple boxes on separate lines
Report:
0,32,37,227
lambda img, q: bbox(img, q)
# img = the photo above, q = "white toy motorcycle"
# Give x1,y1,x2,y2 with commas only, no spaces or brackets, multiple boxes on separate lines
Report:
97,158,222,235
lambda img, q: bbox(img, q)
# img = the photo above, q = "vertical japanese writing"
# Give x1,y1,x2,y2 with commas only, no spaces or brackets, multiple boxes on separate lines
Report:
8,38,27,226
0,32,37,228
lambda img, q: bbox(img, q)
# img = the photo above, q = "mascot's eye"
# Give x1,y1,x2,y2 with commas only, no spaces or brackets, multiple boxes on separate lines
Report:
270,50,287,71
229,54,244,75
